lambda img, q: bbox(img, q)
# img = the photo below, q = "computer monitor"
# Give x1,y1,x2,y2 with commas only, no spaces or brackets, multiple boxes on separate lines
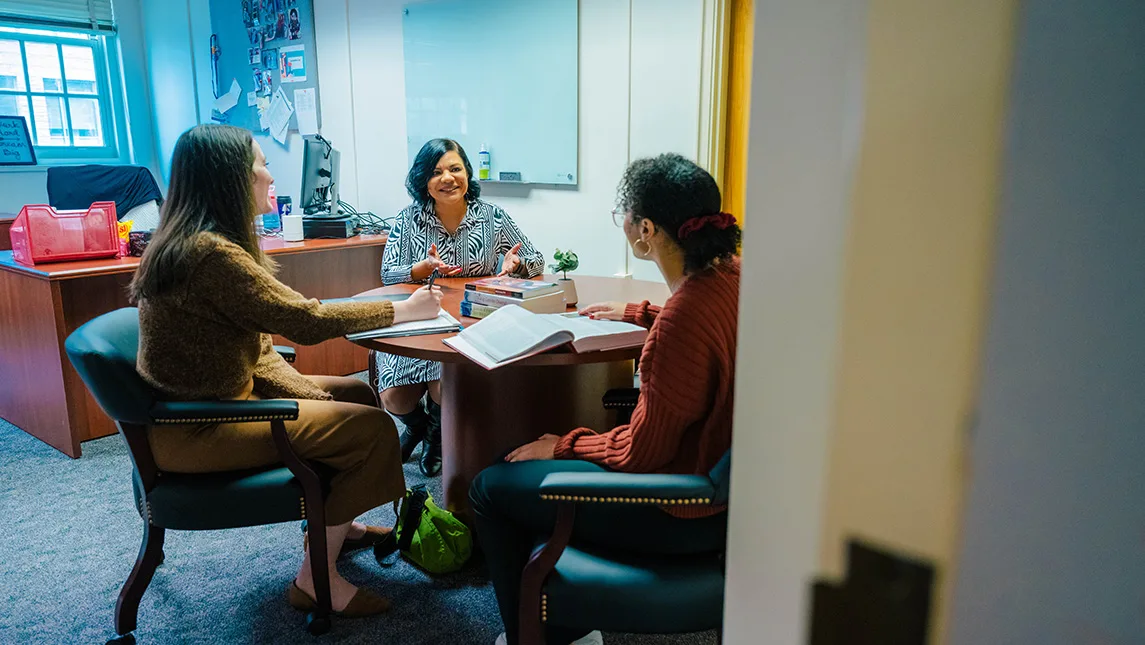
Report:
300,135,341,217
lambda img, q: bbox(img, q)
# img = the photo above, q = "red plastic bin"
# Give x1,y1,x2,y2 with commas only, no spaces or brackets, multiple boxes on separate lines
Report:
9,202,119,266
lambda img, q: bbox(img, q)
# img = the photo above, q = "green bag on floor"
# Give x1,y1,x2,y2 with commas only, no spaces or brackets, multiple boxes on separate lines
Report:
380,484,472,574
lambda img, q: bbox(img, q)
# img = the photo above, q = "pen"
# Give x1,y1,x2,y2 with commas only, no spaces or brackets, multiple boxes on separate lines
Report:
426,268,440,289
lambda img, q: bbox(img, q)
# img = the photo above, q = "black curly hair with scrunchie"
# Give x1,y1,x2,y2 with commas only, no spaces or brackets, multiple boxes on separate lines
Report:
617,153,741,273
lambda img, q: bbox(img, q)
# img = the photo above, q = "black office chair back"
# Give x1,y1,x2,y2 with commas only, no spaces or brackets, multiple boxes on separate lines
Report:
708,449,731,506
64,307,155,426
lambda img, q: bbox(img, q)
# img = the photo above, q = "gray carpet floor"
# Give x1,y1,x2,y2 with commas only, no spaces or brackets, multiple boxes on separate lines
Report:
0,392,716,645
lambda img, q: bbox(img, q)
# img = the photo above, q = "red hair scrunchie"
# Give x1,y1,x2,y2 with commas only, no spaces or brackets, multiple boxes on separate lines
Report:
677,212,736,240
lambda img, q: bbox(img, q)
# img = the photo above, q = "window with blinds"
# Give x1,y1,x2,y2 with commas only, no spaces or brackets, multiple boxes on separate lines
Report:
0,0,115,34
0,0,124,161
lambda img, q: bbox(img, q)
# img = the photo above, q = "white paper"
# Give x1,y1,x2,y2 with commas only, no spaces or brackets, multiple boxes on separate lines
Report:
293,88,318,136
212,79,242,114
271,118,289,145
266,86,294,140
246,91,257,107
345,310,463,341
255,96,271,131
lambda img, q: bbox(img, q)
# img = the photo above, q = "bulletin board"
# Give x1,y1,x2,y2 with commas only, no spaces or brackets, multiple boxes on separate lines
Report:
208,0,321,136
403,0,578,185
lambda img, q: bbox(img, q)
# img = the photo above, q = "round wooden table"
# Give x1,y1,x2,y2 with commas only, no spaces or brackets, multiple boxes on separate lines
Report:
352,275,670,520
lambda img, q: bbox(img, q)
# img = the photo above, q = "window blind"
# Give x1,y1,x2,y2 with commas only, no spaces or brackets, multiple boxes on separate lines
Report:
0,0,115,33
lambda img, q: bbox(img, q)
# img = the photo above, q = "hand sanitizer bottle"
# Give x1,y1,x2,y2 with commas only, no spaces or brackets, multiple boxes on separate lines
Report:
478,144,491,180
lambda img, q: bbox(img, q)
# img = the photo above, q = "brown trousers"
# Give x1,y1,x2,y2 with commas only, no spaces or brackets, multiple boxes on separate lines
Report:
148,376,405,525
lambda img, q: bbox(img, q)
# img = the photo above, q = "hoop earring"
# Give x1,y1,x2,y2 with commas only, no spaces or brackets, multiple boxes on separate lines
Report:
633,239,652,259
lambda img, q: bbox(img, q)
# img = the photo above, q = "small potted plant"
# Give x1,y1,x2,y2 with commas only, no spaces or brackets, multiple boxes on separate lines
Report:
550,248,580,306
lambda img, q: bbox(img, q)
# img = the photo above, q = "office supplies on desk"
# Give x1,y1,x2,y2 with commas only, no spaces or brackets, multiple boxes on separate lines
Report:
321,293,410,305
282,214,304,241
10,202,119,266
346,310,463,341
465,276,562,299
444,305,646,370
461,289,566,318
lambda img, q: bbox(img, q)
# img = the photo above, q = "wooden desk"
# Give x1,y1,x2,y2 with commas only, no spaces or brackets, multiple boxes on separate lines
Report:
0,213,14,251
0,234,386,457
354,275,671,521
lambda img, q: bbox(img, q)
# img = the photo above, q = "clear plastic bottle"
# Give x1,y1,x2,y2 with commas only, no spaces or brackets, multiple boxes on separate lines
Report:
478,144,491,180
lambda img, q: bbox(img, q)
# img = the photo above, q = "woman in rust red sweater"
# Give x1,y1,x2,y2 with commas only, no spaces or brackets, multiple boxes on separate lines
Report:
470,153,741,645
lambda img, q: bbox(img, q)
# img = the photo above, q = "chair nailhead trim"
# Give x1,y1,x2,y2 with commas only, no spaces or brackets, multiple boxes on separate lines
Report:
299,498,306,519
541,593,547,623
538,494,712,505
151,415,294,424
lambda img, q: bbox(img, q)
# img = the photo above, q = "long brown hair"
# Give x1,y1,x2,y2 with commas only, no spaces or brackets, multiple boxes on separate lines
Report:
130,124,272,301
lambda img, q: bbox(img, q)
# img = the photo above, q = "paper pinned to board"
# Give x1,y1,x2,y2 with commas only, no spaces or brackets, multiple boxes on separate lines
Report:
293,88,318,136
267,87,294,144
256,96,271,131
246,91,257,107
212,79,242,114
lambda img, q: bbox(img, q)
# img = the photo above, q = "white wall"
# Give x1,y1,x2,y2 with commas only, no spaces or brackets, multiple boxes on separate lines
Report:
722,0,867,643
321,0,708,280
949,0,1145,642
142,0,710,279
140,0,200,184
0,0,159,211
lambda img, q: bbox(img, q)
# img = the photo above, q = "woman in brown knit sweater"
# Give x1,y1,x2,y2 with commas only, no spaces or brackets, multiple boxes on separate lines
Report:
470,154,741,645
130,124,443,617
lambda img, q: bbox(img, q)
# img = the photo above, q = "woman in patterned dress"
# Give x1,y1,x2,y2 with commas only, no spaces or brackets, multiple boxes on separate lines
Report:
375,138,545,476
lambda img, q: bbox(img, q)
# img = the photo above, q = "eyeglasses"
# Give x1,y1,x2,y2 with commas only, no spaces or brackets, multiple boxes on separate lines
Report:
611,207,626,228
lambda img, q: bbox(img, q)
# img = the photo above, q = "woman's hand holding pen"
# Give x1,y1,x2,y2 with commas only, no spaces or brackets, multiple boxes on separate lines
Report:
392,285,444,324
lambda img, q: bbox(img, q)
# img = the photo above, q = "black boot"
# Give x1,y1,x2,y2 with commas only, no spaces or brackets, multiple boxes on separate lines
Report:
392,404,429,463
419,398,442,477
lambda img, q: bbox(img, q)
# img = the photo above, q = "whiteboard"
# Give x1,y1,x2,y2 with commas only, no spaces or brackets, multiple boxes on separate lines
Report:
403,0,578,185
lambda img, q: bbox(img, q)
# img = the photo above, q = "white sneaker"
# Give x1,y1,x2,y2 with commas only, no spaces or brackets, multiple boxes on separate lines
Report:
494,631,602,645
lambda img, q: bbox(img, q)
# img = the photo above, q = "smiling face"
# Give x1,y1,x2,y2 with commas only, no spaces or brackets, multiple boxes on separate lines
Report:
427,150,469,209
250,140,274,214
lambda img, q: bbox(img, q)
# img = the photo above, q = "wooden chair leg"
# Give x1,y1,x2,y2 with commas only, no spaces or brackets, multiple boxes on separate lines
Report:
519,503,576,645
271,419,332,635
368,351,381,407
114,523,165,637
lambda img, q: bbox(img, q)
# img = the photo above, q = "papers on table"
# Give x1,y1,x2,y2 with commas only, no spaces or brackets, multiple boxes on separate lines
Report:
345,310,463,341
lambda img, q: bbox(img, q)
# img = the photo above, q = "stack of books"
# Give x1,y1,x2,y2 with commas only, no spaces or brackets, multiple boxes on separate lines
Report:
460,277,568,319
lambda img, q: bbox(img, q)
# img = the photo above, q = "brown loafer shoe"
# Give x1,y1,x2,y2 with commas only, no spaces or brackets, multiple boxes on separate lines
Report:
287,582,391,618
341,526,393,554
303,525,394,559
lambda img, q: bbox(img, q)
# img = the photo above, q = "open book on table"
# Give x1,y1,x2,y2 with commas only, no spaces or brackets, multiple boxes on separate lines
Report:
443,305,648,370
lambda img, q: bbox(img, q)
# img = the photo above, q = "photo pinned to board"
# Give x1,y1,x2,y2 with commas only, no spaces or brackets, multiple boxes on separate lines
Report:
247,27,262,48
287,8,301,40
252,68,265,95
248,46,261,66
278,45,306,83
242,0,253,27
274,11,286,40
262,48,277,70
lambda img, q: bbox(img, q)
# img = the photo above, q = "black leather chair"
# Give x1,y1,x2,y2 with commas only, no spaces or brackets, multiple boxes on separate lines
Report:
64,308,335,643
518,445,731,645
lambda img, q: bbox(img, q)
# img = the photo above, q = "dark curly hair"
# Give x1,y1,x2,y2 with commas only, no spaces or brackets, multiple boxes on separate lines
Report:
405,138,481,207
617,153,741,273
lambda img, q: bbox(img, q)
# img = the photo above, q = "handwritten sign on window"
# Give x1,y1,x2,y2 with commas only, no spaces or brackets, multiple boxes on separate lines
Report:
0,116,36,166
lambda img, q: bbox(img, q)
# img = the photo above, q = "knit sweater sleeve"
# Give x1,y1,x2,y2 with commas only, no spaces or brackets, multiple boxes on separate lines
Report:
252,334,332,400
194,241,396,345
554,303,713,470
623,301,662,329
